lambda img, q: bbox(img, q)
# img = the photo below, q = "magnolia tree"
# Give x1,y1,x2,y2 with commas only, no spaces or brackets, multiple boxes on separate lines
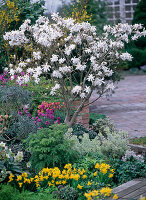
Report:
3,14,146,127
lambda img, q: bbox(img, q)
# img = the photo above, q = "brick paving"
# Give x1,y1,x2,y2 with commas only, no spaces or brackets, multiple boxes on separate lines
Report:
90,75,146,138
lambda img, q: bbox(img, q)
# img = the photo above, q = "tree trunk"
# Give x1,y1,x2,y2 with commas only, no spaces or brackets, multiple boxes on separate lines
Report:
65,100,89,128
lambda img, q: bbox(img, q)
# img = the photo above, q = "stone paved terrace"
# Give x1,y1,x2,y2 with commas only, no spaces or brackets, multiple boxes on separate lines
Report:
90,75,146,138
112,179,146,200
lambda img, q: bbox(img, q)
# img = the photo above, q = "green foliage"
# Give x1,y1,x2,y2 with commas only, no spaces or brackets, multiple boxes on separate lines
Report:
24,124,79,172
72,124,97,140
0,184,58,200
127,0,146,69
70,133,101,157
69,118,129,159
0,85,36,142
5,114,38,141
93,118,129,159
130,137,146,146
86,0,108,33
89,113,106,127
15,0,45,27
73,155,104,172
111,158,146,185
127,46,146,69
99,129,130,159
0,85,32,115
93,118,115,137
132,0,146,32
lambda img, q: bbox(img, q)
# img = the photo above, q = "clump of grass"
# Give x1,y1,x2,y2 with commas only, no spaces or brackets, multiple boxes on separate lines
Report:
130,137,146,146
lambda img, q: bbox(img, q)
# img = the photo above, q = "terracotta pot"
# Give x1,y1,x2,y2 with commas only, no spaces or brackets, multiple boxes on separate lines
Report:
72,100,89,129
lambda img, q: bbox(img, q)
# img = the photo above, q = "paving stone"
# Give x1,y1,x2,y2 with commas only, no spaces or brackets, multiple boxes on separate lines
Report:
90,75,146,138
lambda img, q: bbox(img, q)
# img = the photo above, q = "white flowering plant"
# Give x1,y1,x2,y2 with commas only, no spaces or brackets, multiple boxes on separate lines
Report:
3,14,146,127
0,141,24,182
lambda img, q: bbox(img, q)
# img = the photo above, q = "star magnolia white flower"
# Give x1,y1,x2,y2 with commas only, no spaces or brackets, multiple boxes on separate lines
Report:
90,56,96,65
84,86,91,94
50,54,58,62
93,78,104,86
18,62,27,67
26,58,31,63
87,74,95,82
93,64,101,72
80,92,86,98
9,64,13,68
27,68,34,74
85,48,92,53
71,57,80,65
4,67,8,71
16,67,23,73
106,82,115,90
120,52,133,61
9,69,15,75
64,44,76,55
72,86,82,94
50,83,60,95
35,66,42,75
59,58,65,64
52,70,62,78
59,66,71,74
33,51,41,60
34,78,40,84
42,63,51,72
76,63,86,71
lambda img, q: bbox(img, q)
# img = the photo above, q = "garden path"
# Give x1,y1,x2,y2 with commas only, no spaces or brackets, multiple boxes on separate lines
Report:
112,178,146,200
90,75,146,138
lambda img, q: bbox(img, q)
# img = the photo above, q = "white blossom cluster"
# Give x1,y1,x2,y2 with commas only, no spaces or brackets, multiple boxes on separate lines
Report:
122,150,144,162
0,142,24,163
14,151,24,162
3,14,146,100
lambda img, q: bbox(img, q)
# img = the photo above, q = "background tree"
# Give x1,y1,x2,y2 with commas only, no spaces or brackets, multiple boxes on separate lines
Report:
60,0,108,34
126,0,146,69
86,0,108,33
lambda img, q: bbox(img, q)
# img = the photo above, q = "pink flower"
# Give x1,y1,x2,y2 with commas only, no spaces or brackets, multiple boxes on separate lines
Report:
27,113,31,117
45,121,49,125
37,118,41,122
18,111,22,115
